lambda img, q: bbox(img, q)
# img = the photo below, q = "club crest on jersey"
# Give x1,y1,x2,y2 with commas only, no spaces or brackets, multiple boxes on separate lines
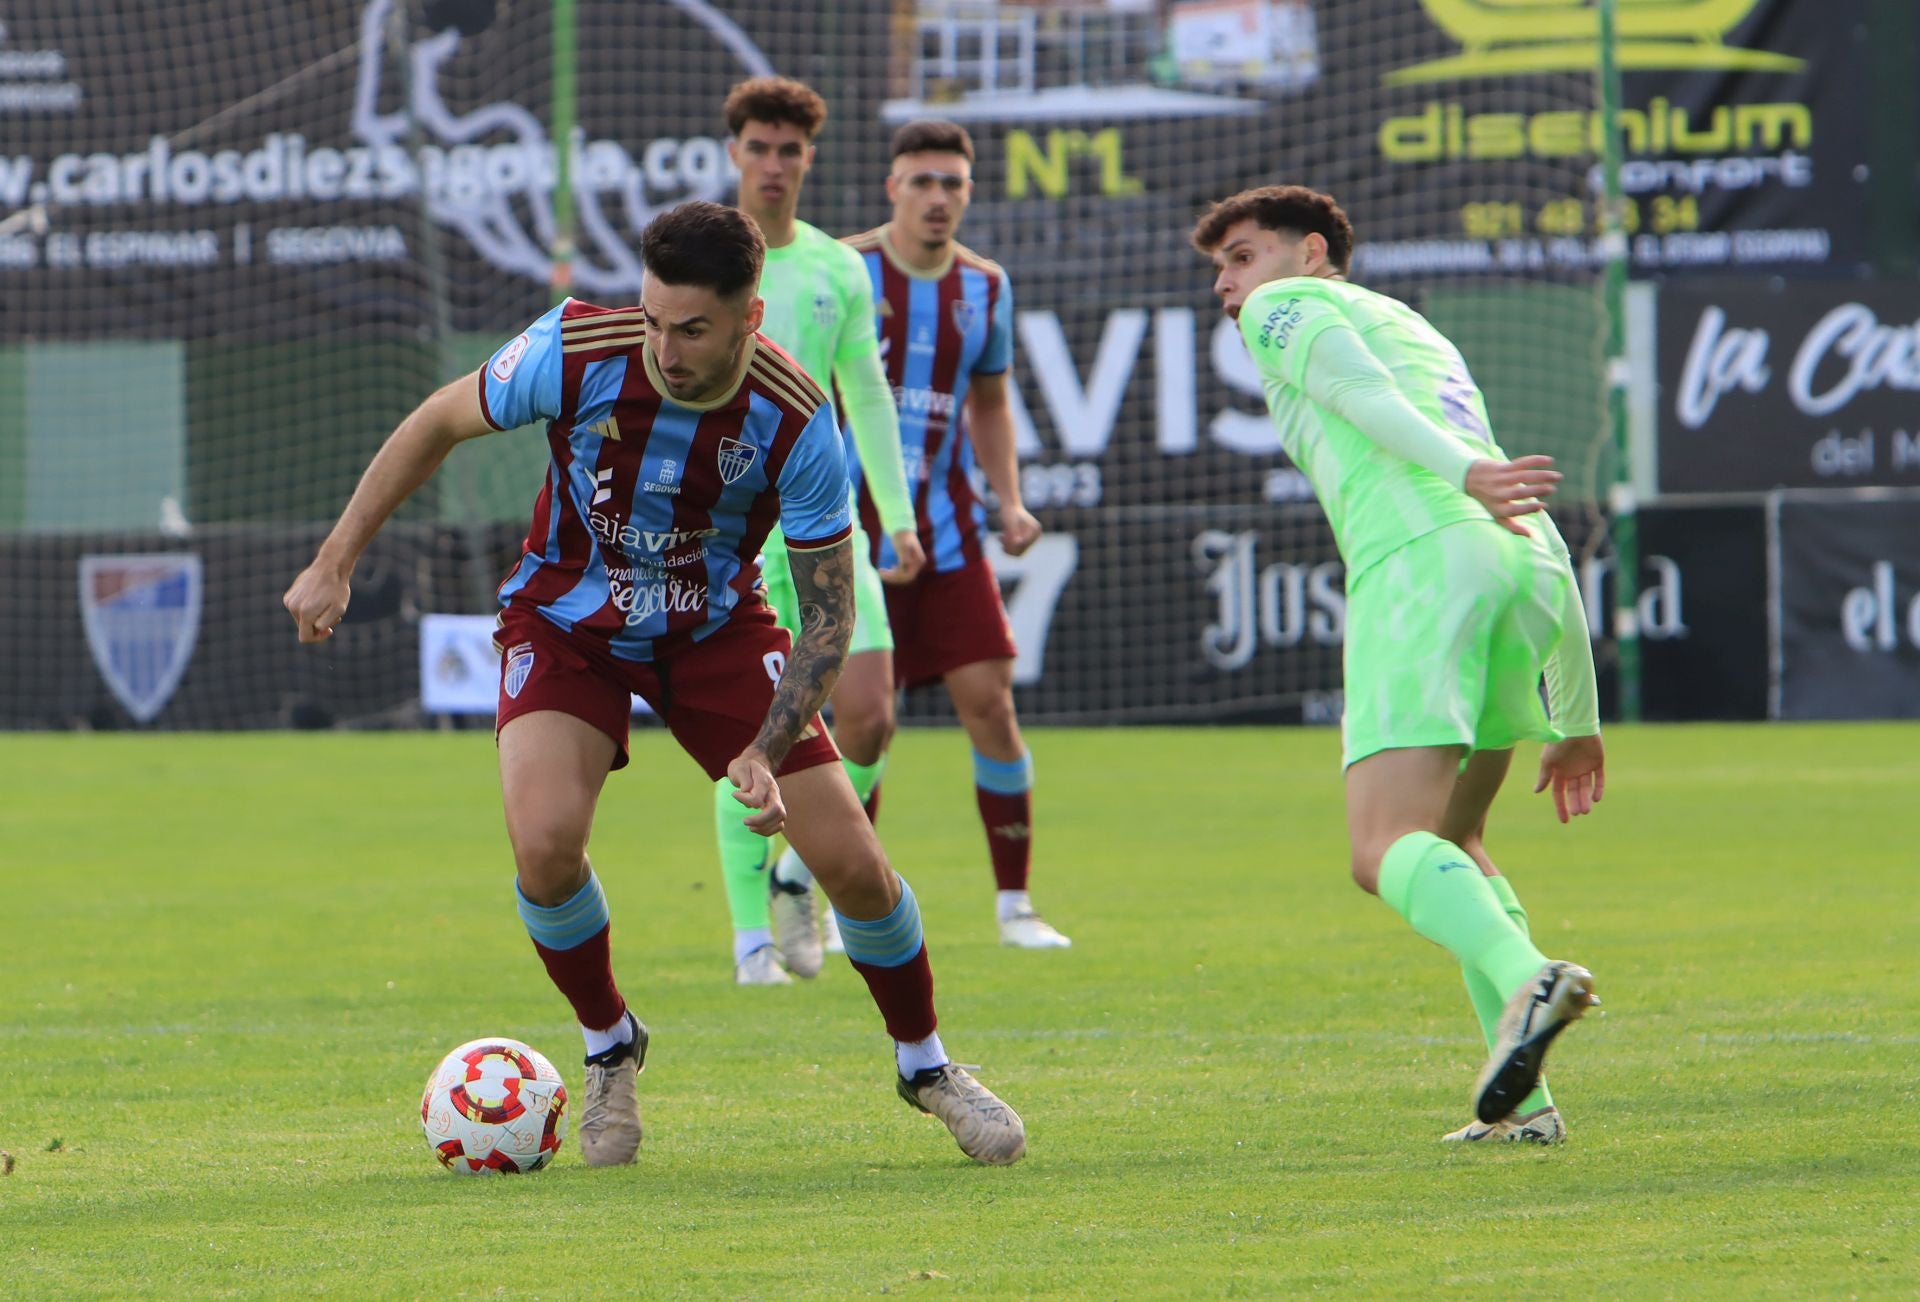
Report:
812,294,836,330
503,642,535,700
79,554,204,724
717,437,757,486
950,299,977,336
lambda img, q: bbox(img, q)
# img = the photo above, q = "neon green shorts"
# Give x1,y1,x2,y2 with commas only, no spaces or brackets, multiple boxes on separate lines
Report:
1341,520,1567,769
760,518,893,656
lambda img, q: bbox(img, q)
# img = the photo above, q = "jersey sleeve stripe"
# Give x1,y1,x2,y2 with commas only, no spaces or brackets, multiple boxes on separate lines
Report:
755,349,828,405
562,307,648,332
783,521,853,552
562,320,650,344
563,329,648,355
748,359,822,418
476,368,504,430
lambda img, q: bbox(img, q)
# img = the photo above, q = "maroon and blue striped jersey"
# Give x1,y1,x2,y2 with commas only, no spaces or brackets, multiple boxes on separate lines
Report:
843,227,1013,574
478,298,852,661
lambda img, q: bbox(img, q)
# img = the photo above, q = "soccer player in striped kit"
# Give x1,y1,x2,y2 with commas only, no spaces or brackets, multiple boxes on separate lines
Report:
843,120,1071,950
284,202,1026,1167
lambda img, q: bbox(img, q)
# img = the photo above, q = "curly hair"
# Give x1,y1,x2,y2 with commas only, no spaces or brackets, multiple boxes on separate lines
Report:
723,77,828,139
1190,185,1355,274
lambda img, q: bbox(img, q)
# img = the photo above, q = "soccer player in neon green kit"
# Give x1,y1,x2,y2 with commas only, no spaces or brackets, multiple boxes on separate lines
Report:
714,77,925,984
1193,185,1606,1142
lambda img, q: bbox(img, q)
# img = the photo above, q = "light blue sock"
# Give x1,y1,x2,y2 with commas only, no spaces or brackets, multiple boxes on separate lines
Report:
834,876,924,968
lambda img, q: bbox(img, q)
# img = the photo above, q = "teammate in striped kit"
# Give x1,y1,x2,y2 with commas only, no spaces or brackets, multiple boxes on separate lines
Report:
284,202,1026,1168
845,120,1070,950
713,76,925,985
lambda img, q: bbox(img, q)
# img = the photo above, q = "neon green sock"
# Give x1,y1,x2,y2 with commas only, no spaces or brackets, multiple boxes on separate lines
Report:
713,777,770,931
843,752,886,804
1463,874,1553,1114
1376,832,1547,1001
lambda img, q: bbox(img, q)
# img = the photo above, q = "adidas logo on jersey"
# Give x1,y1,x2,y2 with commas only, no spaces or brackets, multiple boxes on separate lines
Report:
584,415,622,441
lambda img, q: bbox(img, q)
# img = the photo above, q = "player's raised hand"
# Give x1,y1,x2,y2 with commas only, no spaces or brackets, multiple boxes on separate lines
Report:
283,565,350,643
880,528,927,585
1535,733,1606,824
727,747,787,836
1464,455,1561,537
999,503,1042,557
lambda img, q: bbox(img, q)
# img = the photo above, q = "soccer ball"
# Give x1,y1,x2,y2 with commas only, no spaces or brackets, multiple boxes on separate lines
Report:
420,1037,568,1174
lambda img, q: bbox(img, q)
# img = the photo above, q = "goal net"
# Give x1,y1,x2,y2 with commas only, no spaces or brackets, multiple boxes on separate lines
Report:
0,0,1609,730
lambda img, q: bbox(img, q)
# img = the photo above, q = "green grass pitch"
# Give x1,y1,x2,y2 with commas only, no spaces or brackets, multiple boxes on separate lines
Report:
4,724,1916,1297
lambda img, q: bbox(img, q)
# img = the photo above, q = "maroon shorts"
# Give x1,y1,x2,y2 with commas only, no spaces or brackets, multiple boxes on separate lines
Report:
883,555,1018,691
493,600,841,779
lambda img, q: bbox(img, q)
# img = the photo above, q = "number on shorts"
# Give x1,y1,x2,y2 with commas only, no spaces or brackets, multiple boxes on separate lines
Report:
762,650,786,683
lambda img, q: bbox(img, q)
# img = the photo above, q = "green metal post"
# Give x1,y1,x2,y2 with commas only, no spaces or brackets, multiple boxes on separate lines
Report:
550,0,577,305
1596,0,1640,721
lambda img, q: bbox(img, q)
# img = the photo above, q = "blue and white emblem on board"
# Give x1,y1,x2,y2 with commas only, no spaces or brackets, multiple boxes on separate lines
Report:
78,553,204,724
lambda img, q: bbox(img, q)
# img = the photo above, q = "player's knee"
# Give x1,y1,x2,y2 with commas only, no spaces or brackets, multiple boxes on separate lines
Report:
834,701,895,765
956,690,1018,745
508,823,590,904
1349,845,1385,895
816,843,894,916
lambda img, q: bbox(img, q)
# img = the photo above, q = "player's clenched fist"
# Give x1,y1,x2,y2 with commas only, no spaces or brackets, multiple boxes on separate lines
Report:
999,504,1042,557
284,565,350,643
727,748,787,837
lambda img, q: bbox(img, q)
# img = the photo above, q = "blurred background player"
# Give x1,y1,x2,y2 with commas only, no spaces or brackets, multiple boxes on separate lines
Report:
1192,185,1604,1143
714,76,925,986
835,119,1071,950
284,201,1025,1167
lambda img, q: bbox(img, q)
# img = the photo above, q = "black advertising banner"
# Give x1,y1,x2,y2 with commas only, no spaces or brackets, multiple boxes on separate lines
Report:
1658,281,1920,493
1633,503,1770,720
0,525,466,730
1776,495,1920,721
1345,0,1867,278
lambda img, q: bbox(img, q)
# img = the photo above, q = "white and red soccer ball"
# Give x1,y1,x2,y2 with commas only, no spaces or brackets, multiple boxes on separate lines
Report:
421,1038,567,1174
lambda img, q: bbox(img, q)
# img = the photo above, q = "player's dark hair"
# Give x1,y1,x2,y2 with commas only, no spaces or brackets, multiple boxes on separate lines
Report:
1190,185,1355,274
723,76,828,139
889,118,975,164
640,201,765,300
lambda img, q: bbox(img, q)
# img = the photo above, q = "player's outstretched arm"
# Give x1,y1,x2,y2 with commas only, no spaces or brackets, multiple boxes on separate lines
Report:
729,536,857,836
1535,546,1605,823
965,371,1040,556
283,373,494,643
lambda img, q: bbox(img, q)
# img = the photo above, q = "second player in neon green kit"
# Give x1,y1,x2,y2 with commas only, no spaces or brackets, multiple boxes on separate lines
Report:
714,77,925,984
1193,185,1607,1143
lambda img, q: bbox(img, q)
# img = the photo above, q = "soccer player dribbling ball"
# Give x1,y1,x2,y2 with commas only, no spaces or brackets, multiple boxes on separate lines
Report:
711,76,925,985
1192,185,1605,1143
283,201,1025,1167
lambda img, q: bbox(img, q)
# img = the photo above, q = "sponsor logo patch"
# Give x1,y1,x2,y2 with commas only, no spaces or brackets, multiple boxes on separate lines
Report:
492,332,532,381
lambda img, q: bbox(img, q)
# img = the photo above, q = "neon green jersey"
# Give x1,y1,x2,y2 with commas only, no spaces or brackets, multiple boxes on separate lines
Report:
1239,276,1504,581
757,220,914,537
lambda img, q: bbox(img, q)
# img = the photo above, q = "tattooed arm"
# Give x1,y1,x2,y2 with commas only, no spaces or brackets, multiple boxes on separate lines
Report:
726,536,856,834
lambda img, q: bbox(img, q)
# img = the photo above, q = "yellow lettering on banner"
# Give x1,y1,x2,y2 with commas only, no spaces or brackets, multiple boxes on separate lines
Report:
1005,129,1141,200
1379,102,1813,163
